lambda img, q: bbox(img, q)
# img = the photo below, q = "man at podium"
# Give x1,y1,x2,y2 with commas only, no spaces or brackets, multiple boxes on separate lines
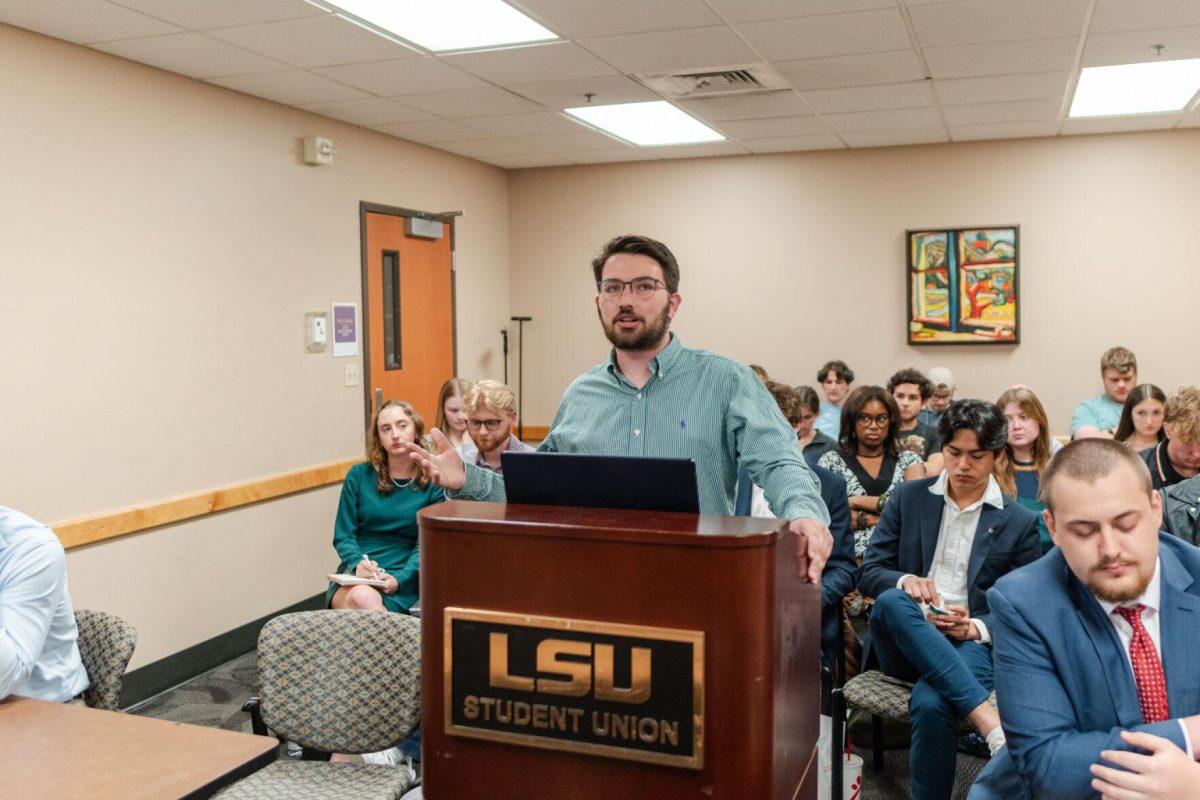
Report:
405,234,833,581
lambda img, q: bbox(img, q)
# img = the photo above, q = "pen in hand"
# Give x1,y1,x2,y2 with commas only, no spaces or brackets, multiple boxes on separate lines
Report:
360,553,384,581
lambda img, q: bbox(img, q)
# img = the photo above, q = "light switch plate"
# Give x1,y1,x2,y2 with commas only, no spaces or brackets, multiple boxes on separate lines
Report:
345,363,360,387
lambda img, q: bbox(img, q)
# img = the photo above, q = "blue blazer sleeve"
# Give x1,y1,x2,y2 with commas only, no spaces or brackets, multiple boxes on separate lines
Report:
972,509,1041,634
818,468,856,605
989,585,1188,800
857,486,906,599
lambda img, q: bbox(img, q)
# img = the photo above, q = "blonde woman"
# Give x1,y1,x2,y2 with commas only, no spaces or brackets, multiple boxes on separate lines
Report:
995,386,1060,554
327,400,444,615
435,377,474,457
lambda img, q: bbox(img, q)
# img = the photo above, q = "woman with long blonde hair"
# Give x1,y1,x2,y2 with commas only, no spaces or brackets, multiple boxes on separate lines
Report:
326,400,443,615
995,386,1059,553
435,377,474,456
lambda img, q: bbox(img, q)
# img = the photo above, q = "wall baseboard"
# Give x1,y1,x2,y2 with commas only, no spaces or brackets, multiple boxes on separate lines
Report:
120,592,325,709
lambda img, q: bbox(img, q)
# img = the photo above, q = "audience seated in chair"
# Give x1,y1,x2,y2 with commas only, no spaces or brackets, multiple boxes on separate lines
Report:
858,399,1040,800
969,439,1200,800
792,384,837,465
0,506,89,703
819,385,926,558
1116,383,1167,454
1071,346,1138,440
435,377,475,459
919,367,956,429
995,386,1062,555
889,367,944,473
815,359,854,440
1142,385,1200,490
1162,472,1200,547
462,379,533,476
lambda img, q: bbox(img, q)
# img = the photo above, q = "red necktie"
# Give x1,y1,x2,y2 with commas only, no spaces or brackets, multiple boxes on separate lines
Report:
1113,604,1170,723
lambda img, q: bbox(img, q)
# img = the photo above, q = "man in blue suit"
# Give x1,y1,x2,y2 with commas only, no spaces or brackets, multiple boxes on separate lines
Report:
859,399,1041,800
970,439,1200,800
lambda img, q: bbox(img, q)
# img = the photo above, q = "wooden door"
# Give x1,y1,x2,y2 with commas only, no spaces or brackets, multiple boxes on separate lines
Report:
361,207,455,429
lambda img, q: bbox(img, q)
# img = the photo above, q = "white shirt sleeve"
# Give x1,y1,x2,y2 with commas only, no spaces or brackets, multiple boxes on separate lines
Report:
0,539,65,699
973,618,991,645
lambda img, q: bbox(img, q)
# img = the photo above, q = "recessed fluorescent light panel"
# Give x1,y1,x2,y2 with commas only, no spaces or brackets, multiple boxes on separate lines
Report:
564,101,725,146
325,0,557,52
1070,58,1200,117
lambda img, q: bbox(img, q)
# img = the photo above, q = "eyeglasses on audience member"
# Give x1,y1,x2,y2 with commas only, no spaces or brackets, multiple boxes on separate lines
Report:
466,418,504,432
597,277,669,300
856,413,890,428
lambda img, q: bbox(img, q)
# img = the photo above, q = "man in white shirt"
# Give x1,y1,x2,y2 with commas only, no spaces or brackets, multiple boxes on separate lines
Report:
0,506,89,702
859,400,1041,800
969,439,1200,800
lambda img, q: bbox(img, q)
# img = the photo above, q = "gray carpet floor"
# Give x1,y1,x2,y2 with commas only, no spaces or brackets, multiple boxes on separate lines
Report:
126,652,987,799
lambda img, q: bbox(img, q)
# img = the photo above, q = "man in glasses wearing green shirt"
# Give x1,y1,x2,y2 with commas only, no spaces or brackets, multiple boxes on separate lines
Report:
404,234,833,581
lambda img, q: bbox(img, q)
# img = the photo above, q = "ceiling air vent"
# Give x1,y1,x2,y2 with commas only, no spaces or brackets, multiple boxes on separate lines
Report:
635,64,789,99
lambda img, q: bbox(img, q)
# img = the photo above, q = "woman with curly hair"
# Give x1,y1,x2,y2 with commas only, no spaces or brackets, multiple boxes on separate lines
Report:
326,400,444,615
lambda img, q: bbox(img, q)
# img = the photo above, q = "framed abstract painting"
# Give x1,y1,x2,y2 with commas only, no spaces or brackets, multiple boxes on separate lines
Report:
907,226,1019,345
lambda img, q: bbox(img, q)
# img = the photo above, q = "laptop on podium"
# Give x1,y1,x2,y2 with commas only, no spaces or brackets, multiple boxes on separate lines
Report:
501,452,700,513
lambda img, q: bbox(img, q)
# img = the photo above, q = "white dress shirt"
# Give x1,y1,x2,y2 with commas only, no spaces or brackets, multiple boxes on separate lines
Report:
898,472,1005,644
1093,558,1193,756
0,506,90,702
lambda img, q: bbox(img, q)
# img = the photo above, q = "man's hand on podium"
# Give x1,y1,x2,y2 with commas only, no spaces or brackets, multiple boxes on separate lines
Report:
403,428,467,491
789,518,833,584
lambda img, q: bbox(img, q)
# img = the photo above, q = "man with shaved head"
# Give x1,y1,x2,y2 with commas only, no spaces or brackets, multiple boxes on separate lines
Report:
970,439,1200,800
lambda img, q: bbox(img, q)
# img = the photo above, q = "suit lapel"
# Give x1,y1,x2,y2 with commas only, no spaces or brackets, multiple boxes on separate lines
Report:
1158,547,1200,714
967,503,1005,590
920,487,944,574
1070,574,1143,728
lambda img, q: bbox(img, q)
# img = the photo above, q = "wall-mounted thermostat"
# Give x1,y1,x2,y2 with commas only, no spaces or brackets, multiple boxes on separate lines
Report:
303,137,335,166
305,312,328,352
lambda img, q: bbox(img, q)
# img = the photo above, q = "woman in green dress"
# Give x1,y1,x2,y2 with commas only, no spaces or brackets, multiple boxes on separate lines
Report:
327,400,444,614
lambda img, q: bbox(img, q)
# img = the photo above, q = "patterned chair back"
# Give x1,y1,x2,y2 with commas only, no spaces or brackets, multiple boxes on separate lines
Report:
74,608,138,711
257,610,421,754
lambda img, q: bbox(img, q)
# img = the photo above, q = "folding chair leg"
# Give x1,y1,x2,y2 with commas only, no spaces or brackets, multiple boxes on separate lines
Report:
831,687,845,800
872,714,885,774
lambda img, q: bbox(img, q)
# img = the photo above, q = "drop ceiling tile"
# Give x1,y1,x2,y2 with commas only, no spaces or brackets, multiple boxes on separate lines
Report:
707,0,897,24
942,98,1062,125
314,57,487,95
506,130,627,151
734,9,912,61
207,69,370,104
512,0,722,38
508,75,658,108
741,133,847,152
678,91,812,122
924,37,1079,79
949,120,1061,140
393,87,543,118
561,147,662,163
105,0,325,30
801,81,934,113
443,41,617,85
0,0,181,44
206,14,418,68
1082,26,1200,67
481,153,574,168
370,118,491,143
1090,0,1200,34
715,115,832,138
578,26,758,74
934,71,1071,105
650,141,751,159
776,50,925,90
1061,113,1184,135
840,127,949,147
431,138,541,157
462,111,585,136
91,32,288,78
909,0,1087,47
823,105,942,132
298,97,437,125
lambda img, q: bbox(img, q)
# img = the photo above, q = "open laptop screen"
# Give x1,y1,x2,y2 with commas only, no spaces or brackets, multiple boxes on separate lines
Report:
500,452,700,514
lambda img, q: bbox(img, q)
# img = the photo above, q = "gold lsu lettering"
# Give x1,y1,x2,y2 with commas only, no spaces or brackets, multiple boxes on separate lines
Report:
487,633,652,704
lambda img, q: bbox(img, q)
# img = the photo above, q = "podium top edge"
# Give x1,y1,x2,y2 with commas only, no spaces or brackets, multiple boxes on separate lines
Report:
418,500,788,547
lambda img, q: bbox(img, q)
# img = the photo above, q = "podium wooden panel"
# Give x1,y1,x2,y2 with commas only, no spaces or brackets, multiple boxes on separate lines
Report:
420,501,821,800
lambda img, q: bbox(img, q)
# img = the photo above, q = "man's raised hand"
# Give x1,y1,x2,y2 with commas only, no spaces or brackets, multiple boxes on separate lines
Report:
403,428,466,491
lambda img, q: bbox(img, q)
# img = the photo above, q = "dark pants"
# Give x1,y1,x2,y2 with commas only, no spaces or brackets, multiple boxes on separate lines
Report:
870,588,994,800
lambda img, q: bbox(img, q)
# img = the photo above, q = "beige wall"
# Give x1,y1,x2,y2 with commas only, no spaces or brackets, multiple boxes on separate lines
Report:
0,25,510,668
507,131,1200,435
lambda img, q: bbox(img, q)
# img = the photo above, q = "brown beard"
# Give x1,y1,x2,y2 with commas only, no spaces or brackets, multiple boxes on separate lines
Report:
599,302,671,351
1086,557,1153,603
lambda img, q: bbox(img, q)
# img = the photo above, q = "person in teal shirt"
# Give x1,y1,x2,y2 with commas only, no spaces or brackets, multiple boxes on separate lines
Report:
1069,346,1137,439
327,400,444,615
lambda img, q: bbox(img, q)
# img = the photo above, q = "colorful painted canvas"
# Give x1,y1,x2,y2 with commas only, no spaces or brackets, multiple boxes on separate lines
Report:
907,226,1019,345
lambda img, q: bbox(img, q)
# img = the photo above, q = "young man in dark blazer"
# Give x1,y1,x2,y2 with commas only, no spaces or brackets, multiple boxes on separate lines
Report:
970,439,1200,800
859,399,1041,800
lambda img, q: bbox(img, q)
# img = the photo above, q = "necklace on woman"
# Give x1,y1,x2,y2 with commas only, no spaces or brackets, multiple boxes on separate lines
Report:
391,476,412,488
856,448,883,458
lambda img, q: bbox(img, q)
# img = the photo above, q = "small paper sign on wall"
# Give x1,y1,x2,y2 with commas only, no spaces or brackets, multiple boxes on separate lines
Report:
332,303,358,358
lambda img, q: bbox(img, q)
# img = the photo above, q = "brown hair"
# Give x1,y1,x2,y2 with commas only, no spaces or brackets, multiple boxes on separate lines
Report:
435,377,471,434
1100,346,1137,374
368,400,431,493
591,234,680,293
1038,438,1152,511
839,385,902,457
794,385,820,414
764,380,802,426
887,367,933,400
1165,385,1200,445
1114,384,1167,444
994,386,1054,498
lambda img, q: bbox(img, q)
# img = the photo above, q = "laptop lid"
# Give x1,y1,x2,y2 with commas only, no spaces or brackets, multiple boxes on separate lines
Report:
500,452,700,514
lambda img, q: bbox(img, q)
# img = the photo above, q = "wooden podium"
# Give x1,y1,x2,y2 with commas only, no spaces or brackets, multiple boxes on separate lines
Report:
419,501,821,800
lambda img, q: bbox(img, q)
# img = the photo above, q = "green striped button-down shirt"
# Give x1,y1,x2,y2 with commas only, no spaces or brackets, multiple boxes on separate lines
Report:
454,335,829,524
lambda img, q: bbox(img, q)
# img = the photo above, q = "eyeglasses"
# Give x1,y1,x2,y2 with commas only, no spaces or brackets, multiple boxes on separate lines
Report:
597,277,668,301
466,418,504,431
856,414,890,428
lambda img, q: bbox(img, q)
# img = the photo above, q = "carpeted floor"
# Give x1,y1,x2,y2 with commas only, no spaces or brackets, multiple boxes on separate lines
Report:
126,652,987,799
